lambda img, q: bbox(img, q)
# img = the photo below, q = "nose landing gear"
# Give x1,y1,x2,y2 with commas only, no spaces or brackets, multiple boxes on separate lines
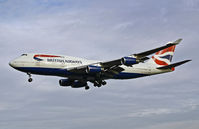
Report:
27,73,33,82
28,78,33,82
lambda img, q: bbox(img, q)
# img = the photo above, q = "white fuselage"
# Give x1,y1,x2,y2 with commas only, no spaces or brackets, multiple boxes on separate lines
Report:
9,53,171,80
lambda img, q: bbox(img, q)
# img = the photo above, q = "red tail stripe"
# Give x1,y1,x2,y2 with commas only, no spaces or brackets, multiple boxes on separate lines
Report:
152,56,169,66
155,46,176,55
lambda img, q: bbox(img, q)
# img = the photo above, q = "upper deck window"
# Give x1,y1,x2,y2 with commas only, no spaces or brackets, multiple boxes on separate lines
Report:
21,54,27,56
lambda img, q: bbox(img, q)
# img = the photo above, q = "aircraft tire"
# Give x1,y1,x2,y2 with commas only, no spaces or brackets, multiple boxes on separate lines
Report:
102,81,107,85
28,78,33,82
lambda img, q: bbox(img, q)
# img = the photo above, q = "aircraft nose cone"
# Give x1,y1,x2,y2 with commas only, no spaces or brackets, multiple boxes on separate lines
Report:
9,61,14,67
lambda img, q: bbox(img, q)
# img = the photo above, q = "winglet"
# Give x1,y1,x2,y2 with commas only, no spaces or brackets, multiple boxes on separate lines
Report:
167,38,182,45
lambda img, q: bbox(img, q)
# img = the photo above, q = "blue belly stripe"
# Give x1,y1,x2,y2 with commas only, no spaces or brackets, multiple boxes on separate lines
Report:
14,67,148,79
113,72,148,79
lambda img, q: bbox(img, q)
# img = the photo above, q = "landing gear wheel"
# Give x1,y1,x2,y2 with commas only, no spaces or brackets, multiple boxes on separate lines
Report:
102,81,107,85
85,86,90,90
28,78,33,82
27,73,33,82
94,83,101,87
97,84,102,88
94,81,100,86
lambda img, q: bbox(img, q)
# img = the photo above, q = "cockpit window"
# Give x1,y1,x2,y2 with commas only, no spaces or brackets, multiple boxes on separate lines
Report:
21,54,27,56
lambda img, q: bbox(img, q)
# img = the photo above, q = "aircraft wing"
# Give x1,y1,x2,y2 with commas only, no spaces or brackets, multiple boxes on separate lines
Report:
133,39,182,59
67,39,182,74
101,39,182,68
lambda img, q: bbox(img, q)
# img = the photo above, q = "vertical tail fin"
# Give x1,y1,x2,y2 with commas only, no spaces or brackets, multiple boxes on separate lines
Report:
152,45,176,66
147,39,182,67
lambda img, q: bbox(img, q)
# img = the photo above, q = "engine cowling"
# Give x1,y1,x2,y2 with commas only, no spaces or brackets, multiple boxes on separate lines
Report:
59,79,73,87
71,80,87,88
121,57,138,66
86,65,102,73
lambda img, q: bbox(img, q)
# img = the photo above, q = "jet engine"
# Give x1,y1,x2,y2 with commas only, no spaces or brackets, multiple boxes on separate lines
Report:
86,65,102,73
59,79,73,87
59,79,88,89
121,57,138,66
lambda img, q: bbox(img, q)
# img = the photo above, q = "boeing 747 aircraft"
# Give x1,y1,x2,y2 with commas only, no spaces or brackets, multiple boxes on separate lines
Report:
9,39,191,90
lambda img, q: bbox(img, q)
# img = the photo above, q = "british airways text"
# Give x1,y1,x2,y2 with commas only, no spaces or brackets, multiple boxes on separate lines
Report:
47,59,82,64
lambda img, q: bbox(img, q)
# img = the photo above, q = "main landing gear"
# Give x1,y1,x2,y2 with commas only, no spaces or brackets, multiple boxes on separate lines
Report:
94,80,107,87
27,73,33,82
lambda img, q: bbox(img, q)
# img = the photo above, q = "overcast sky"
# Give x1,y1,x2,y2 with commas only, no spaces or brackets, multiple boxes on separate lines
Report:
0,0,198,129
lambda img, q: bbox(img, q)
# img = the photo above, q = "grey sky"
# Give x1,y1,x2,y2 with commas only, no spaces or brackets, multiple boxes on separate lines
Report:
0,0,198,129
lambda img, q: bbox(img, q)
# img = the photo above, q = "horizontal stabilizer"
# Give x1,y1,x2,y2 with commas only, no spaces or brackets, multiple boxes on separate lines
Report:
157,60,191,69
